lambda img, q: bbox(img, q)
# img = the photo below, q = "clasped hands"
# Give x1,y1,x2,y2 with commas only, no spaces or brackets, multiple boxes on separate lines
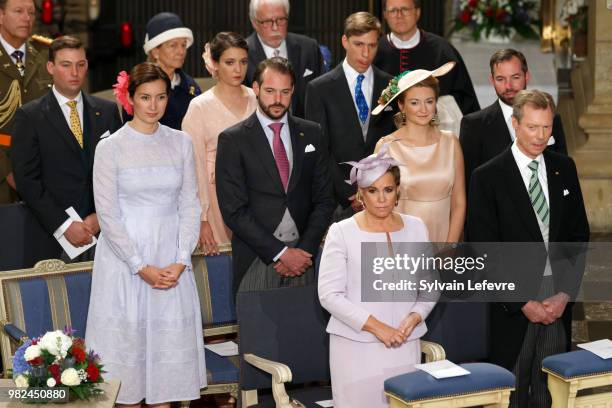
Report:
364,313,422,349
273,248,312,277
64,214,99,247
138,263,185,289
521,292,570,325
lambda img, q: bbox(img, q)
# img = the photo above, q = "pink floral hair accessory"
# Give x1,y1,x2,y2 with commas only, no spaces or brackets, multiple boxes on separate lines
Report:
113,71,133,115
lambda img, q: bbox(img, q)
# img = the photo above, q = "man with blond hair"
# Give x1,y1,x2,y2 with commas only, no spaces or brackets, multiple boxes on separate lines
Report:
245,0,324,117
305,12,396,221
466,90,589,407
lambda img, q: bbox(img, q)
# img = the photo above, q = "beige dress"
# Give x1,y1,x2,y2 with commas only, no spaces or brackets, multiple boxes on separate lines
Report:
182,86,257,244
375,130,457,242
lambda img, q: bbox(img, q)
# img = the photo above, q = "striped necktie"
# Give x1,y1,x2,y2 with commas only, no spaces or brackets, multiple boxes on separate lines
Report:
528,160,549,226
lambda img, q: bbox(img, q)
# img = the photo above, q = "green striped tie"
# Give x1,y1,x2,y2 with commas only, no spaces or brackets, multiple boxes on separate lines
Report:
528,160,549,226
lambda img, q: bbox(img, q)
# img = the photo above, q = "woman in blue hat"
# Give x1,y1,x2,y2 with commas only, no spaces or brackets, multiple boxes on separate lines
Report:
141,12,201,130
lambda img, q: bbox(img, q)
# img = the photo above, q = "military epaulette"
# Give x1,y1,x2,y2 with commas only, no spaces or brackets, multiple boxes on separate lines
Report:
30,34,53,47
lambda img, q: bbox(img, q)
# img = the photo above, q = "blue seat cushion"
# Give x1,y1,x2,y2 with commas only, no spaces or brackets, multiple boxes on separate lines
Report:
205,349,239,384
384,363,515,402
542,350,612,379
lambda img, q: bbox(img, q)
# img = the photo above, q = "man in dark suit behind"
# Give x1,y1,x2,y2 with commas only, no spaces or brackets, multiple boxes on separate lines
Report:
466,90,589,407
305,11,396,220
11,36,122,260
460,49,567,190
245,0,324,118
216,57,334,293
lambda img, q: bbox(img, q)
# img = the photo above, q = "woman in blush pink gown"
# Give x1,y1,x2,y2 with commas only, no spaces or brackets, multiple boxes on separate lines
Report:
182,32,257,254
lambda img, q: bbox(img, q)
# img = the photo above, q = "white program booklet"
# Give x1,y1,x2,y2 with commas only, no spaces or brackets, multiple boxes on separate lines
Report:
204,341,239,357
315,400,333,407
414,359,471,379
56,207,97,259
577,339,612,359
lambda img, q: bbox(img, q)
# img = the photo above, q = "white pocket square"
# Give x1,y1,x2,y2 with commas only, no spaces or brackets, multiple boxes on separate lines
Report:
305,144,316,153
563,189,570,196
100,130,111,139
303,68,313,77
384,105,393,112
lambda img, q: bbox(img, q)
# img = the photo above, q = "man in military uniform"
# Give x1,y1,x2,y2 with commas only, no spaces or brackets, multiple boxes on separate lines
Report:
0,0,53,203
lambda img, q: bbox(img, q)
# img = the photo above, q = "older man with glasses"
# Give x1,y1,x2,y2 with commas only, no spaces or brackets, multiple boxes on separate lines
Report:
245,0,325,118
373,0,480,115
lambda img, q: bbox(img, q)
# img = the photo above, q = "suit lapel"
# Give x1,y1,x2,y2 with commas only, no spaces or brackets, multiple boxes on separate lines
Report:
330,65,365,146
82,94,101,168
544,153,562,242
287,115,304,193
245,113,285,193
0,43,21,81
24,42,41,88
249,34,267,66
490,102,513,147
500,149,544,241
366,68,389,142
42,92,81,156
286,34,301,75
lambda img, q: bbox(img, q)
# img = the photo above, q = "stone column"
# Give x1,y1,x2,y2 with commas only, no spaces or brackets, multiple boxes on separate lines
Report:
570,1,612,232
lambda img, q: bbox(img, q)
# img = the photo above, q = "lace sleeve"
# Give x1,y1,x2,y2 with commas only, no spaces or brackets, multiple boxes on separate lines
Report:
93,138,145,274
176,133,202,269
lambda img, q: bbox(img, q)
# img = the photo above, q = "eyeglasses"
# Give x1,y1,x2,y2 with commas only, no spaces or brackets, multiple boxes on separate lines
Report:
256,17,289,29
385,6,416,17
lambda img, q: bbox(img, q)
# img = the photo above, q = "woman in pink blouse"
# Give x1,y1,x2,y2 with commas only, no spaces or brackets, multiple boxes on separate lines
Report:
182,32,257,254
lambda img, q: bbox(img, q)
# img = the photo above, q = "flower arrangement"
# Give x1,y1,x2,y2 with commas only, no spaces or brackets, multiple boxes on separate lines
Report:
12,329,105,400
560,0,587,33
378,70,411,106
113,70,133,115
453,0,540,42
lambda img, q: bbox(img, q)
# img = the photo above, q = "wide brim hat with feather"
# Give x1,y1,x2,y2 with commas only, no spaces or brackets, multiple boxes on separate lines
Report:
143,12,194,55
372,61,456,115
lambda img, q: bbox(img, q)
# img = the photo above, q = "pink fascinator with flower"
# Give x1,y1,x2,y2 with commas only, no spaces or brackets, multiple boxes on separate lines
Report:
113,71,133,115
343,142,402,188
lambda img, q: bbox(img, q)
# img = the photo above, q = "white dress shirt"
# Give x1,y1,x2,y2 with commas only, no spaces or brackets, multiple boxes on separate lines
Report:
52,87,85,239
0,34,26,64
255,109,298,261
257,35,288,59
342,58,374,138
511,141,552,276
389,29,421,49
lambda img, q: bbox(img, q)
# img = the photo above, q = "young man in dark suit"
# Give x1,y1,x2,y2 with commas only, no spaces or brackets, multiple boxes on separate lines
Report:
11,36,122,260
216,57,334,293
460,49,567,190
466,90,589,407
245,0,324,118
305,11,396,220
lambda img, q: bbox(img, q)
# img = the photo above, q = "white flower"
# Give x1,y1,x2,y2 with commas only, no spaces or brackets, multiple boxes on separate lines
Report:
47,378,56,388
39,331,72,358
23,344,41,361
14,375,28,388
77,369,87,381
60,368,81,386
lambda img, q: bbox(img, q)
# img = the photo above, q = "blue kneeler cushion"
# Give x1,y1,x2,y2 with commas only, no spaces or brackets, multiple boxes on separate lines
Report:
384,363,515,402
542,350,612,379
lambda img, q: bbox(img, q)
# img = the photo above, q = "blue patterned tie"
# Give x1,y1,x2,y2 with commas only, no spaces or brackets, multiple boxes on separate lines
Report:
11,50,25,76
355,74,369,124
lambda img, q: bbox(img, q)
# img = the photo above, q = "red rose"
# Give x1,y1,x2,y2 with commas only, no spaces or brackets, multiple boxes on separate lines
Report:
28,357,43,366
71,347,86,363
496,9,507,22
86,363,100,382
485,7,494,17
48,364,61,383
460,9,471,24
468,0,477,7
